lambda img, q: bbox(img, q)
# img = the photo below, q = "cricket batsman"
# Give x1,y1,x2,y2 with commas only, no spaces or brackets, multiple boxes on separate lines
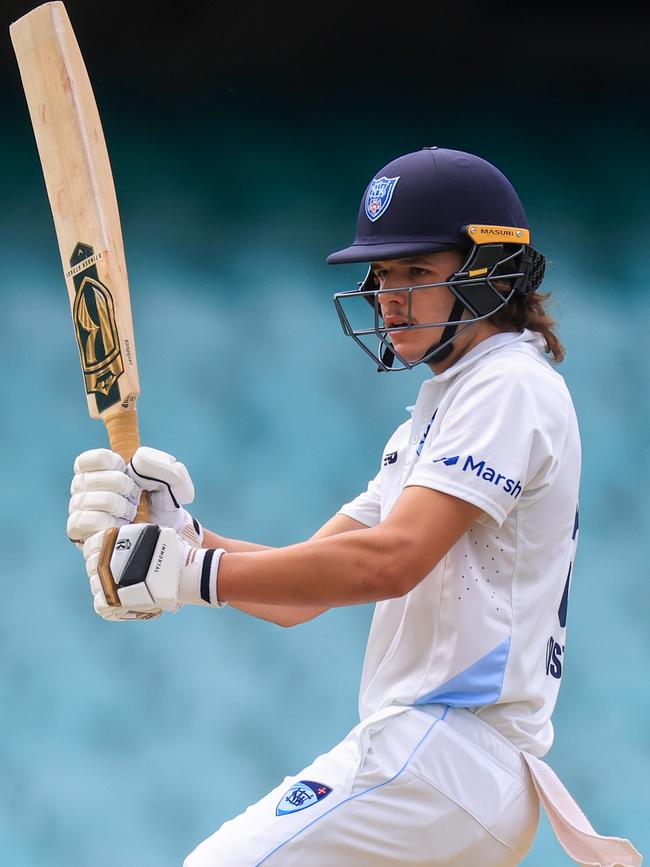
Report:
67,147,642,865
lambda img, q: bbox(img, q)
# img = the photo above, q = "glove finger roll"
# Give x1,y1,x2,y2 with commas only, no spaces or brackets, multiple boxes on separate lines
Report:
71,470,139,498
89,572,103,596
93,589,127,621
83,530,107,560
74,449,127,474
69,491,137,521
86,552,100,580
68,511,124,544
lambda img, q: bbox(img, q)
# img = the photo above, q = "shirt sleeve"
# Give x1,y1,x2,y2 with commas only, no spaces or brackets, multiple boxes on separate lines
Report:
406,364,565,527
338,469,382,528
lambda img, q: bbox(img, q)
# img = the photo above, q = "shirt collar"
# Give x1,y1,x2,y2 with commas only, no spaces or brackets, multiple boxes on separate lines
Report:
431,329,545,383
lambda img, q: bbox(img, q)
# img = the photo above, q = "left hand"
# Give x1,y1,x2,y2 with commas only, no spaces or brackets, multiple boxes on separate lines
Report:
83,524,226,621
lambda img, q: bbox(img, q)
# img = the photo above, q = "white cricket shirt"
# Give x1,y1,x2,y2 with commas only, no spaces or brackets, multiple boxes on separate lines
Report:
339,330,581,757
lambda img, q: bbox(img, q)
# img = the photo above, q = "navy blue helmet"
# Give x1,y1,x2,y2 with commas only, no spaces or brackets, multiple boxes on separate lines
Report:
328,147,545,371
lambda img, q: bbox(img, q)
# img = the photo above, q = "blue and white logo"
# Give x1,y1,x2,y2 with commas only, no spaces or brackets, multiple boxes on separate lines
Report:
365,176,400,222
432,453,522,498
276,780,332,816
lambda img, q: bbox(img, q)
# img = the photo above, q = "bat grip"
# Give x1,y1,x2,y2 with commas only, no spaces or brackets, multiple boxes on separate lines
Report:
100,407,152,613
103,408,150,523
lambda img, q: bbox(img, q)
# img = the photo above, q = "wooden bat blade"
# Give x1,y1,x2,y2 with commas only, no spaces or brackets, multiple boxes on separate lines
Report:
10,2,141,439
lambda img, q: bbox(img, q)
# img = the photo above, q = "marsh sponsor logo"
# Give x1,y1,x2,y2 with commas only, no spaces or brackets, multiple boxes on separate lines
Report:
432,453,522,498
432,455,459,466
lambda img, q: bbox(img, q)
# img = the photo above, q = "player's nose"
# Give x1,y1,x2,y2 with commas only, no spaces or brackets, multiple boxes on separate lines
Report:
378,286,409,319
378,282,408,306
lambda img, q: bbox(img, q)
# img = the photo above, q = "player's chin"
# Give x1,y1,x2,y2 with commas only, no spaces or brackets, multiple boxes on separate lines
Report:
390,332,436,364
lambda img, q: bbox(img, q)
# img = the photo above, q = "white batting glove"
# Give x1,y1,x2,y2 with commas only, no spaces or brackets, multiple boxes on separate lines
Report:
127,447,203,546
83,525,226,622
67,447,203,550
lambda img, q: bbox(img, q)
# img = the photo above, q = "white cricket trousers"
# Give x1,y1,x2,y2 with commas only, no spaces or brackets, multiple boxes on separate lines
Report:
183,704,540,866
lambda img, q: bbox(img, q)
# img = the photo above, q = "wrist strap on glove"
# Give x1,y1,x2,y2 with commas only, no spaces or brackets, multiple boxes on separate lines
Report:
180,547,227,608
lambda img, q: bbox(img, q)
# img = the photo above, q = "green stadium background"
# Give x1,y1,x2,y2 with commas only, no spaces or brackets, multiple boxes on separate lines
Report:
0,1,648,864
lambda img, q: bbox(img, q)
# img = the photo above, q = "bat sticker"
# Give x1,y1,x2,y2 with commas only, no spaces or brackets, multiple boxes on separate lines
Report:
70,242,123,409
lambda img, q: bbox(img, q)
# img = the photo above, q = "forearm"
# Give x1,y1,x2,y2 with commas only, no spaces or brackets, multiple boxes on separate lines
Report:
203,528,312,624
218,526,398,608
203,528,271,554
203,515,367,625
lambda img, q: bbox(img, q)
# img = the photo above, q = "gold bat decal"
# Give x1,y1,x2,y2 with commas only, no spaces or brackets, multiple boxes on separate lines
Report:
76,289,100,363
73,273,124,396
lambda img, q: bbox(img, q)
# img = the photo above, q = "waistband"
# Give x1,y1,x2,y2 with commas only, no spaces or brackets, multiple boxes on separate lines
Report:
417,703,527,780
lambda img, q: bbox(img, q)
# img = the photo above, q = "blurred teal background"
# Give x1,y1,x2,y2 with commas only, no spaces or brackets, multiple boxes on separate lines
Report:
1,1,649,864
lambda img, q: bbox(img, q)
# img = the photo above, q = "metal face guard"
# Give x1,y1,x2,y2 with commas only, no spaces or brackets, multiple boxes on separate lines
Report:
332,243,539,371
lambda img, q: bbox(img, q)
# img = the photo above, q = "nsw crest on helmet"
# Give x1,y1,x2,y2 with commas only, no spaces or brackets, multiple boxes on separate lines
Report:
365,176,400,222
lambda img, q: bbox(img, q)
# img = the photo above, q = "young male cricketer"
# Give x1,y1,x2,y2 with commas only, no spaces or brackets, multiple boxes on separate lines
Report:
68,148,641,865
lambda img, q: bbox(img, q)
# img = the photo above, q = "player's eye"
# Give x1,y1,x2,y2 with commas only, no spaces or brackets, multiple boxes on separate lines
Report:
410,267,429,278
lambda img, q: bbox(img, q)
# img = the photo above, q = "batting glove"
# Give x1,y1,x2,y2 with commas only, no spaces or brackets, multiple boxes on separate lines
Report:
67,447,203,549
83,525,226,621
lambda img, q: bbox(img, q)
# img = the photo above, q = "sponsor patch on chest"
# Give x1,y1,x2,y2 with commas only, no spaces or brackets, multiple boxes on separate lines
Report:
432,453,522,497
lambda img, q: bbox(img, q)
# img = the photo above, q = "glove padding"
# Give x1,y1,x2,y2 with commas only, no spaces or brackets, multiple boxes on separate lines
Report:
67,447,203,549
84,524,226,622
68,450,139,548
128,447,202,543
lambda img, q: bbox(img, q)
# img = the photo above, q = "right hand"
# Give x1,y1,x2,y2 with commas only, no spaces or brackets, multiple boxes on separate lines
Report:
67,446,203,548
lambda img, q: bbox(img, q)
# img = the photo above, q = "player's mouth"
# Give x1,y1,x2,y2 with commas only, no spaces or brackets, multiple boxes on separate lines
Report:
383,315,412,331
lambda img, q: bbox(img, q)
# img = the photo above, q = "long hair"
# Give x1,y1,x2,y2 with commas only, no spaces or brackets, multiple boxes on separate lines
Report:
490,287,565,363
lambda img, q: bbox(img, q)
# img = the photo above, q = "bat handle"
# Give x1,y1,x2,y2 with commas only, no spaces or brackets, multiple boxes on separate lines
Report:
103,407,150,523
100,407,152,612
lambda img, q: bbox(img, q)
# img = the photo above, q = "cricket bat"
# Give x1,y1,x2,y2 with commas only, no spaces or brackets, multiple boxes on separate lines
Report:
11,1,149,609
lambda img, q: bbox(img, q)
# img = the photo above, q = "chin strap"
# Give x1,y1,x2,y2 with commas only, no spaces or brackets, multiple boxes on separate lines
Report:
378,343,395,371
423,297,465,363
